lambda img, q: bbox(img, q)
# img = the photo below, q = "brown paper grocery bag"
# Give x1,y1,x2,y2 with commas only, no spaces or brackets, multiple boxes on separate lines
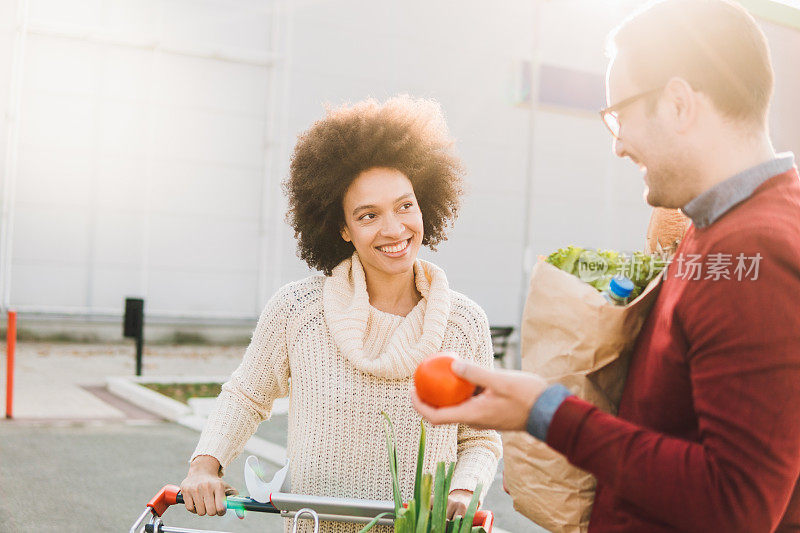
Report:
502,260,663,533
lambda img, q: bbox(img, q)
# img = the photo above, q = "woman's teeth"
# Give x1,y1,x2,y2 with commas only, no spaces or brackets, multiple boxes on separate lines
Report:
379,239,409,253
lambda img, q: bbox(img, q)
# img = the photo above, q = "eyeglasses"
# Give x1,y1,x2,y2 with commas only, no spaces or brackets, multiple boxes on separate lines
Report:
599,87,664,139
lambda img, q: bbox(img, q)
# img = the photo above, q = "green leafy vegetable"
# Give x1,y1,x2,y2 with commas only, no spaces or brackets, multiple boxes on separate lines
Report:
431,462,447,533
458,484,482,533
546,245,668,299
357,512,394,532
380,412,403,515
416,473,432,533
414,421,426,510
362,413,485,533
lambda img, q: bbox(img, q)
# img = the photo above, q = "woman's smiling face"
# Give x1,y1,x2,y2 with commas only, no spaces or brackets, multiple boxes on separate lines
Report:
340,167,424,278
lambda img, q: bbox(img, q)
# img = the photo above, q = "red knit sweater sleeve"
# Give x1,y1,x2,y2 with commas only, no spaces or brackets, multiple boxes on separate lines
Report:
546,229,800,533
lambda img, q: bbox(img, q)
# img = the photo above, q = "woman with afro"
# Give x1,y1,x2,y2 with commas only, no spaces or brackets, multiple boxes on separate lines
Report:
181,96,501,532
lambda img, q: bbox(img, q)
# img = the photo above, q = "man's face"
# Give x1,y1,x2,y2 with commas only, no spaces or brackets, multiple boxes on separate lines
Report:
606,56,693,209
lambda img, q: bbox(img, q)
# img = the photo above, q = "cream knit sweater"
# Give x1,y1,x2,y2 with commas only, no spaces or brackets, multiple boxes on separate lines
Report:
192,253,502,533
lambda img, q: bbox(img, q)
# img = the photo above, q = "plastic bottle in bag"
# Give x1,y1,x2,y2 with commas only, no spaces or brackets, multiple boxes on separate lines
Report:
603,275,634,305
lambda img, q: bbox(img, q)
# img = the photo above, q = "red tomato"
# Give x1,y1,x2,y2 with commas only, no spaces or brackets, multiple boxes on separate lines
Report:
414,352,476,407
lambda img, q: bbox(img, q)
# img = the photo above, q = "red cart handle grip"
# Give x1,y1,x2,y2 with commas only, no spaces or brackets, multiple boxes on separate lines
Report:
147,485,181,517
475,509,494,531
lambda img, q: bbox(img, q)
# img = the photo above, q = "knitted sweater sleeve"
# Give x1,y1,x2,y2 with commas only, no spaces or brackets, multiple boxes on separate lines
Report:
191,284,293,468
448,298,503,501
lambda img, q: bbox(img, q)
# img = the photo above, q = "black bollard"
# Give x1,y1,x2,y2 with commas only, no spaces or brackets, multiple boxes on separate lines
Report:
123,298,145,376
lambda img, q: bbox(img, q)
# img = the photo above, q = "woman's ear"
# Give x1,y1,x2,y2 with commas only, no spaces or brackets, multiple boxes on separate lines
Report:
340,225,351,243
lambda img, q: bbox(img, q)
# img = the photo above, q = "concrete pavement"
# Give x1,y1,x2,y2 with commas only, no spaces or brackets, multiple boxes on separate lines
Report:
0,342,244,419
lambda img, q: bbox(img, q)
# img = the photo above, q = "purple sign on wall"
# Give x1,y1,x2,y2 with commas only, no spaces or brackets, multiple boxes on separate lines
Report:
538,64,606,112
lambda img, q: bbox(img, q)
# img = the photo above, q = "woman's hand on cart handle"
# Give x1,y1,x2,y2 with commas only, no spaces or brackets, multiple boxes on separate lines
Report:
447,489,475,520
180,455,238,516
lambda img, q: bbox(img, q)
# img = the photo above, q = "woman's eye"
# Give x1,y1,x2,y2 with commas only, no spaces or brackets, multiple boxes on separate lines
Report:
359,213,376,221
401,202,413,210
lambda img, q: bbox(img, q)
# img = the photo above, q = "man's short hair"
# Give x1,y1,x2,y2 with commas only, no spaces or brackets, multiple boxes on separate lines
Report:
608,0,774,127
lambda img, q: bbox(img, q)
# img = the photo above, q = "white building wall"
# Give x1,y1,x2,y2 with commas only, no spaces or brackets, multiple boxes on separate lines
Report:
766,20,800,155
2,0,279,319
0,0,798,333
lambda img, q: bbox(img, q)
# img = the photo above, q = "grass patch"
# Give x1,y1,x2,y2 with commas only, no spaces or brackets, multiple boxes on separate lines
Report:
164,330,209,345
5,328,101,343
142,382,222,404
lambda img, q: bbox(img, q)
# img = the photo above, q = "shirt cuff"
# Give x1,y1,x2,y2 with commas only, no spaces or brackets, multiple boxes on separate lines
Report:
526,384,573,441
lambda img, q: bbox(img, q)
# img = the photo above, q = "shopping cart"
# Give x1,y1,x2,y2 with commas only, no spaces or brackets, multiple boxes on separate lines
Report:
130,456,494,533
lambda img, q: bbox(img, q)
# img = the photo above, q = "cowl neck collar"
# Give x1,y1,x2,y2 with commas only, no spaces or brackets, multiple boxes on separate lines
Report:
323,252,451,379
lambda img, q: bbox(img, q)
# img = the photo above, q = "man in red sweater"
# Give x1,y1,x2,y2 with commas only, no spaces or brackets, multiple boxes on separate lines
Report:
413,1,800,531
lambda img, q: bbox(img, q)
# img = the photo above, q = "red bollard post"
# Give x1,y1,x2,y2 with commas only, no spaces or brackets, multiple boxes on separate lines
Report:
6,310,16,419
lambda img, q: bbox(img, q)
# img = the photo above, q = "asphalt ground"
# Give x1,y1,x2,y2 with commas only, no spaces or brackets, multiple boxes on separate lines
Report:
0,420,284,532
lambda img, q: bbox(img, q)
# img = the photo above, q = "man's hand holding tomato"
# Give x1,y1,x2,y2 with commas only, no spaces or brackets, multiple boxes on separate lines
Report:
414,353,533,514
412,358,548,431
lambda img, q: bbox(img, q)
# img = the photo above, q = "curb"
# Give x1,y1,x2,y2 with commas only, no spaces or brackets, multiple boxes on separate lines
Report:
178,414,287,466
106,375,230,421
105,376,288,466
107,377,191,421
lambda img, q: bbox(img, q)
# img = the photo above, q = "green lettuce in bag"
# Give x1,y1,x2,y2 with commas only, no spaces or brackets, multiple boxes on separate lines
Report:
546,246,668,299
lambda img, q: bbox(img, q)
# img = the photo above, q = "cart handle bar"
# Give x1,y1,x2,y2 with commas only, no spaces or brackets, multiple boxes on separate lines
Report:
144,485,493,531
148,485,279,517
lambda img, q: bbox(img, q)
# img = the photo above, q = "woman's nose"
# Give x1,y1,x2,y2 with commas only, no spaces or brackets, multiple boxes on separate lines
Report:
381,214,405,237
